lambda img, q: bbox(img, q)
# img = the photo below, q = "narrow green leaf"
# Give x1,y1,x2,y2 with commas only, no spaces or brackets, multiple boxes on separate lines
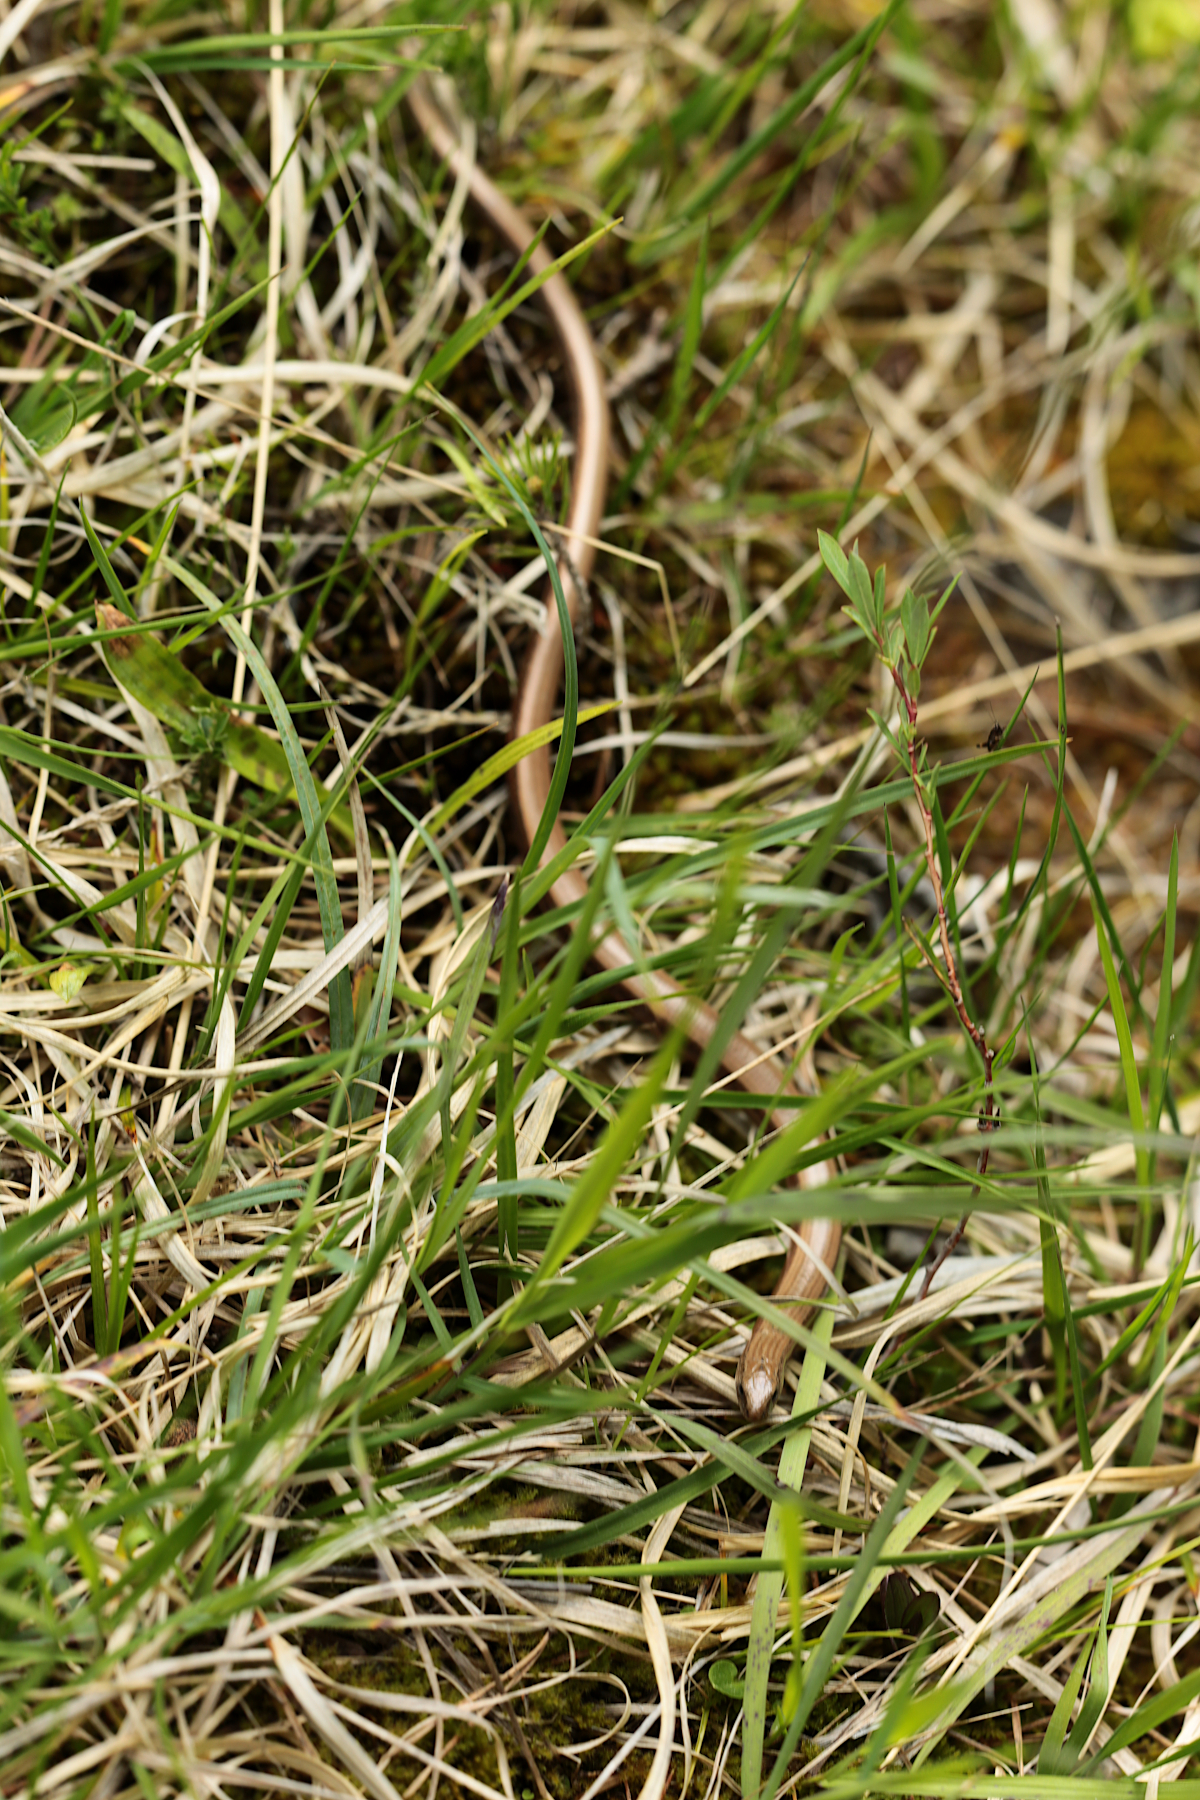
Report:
742,1305,835,1800
846,544,875,617
351,840,403,1121
1037,1621,1092,1773
163,552,353,1052
1148,832,1178,1167
0,1108,67,1169
655,260,806,493
818,528,850,591
777,1500,807,1726
0,1361,36,1530
107,1191,138,1363
85,1112,107,1358
1080,1659,1200,1773
917,1498,1161,1762
420,219,617,397
1008,627,1067,944
901,586,930,663
94,601,217,736
237,857,306,1037
1091,891,1149,1198
494,871,522,1293
723,1043,929,1207
762,1440,928,1798
509,1034,679,1324
644,212,711,502
675,0,903,225
1066,1576,1112,1763
456,1227,484,1331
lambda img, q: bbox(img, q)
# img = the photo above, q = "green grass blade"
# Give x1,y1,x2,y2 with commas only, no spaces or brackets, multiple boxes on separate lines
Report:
350,839,403,1122
0,1108,66,1169
1079,1660,1200,1774
654,262,805,497
415,391,585,878
93,601,223,737
742,1305,835,1799
1065,1576,1113,1767
163,552,353,1053
419,220,618,398
106,1190,138,1363
84,1113,108,1360
666,0,903,236
1148,831,1178,1172
494,874,521,1293
761,1440,928,1798
1091,889,1150,1203
508,1034,680,1327
916,1497,1163,1762
622,213,709,507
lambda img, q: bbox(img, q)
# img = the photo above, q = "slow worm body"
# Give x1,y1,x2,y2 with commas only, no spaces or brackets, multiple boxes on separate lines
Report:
409,81,840,1420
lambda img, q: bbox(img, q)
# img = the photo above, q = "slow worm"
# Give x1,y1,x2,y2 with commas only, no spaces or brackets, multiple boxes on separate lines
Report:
408,80,840,1420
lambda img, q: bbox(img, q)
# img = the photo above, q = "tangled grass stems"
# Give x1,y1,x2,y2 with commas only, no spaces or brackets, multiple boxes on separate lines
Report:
1,3,1200,1797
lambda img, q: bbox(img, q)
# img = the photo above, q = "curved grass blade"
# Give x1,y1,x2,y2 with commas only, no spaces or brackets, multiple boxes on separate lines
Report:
1092,888,1149,1211
350,840,402,1123
760,1440,928,1799
162,552,352,1052
506,1032,682,1331
1148,831,1178,1174
916,1493,1168,1767
741,1304,835,1799
93,601,354,840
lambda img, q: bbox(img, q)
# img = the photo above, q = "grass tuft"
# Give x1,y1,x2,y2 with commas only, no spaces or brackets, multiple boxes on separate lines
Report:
1,2,1200,1795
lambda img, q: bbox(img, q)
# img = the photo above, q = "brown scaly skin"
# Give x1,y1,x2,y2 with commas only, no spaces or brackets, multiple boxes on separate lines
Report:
407,78,839,1420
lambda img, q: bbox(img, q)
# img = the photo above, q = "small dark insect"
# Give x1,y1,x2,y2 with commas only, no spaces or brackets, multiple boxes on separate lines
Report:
489,873,511,954
879,1571,940,1646
979,720,1004,753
